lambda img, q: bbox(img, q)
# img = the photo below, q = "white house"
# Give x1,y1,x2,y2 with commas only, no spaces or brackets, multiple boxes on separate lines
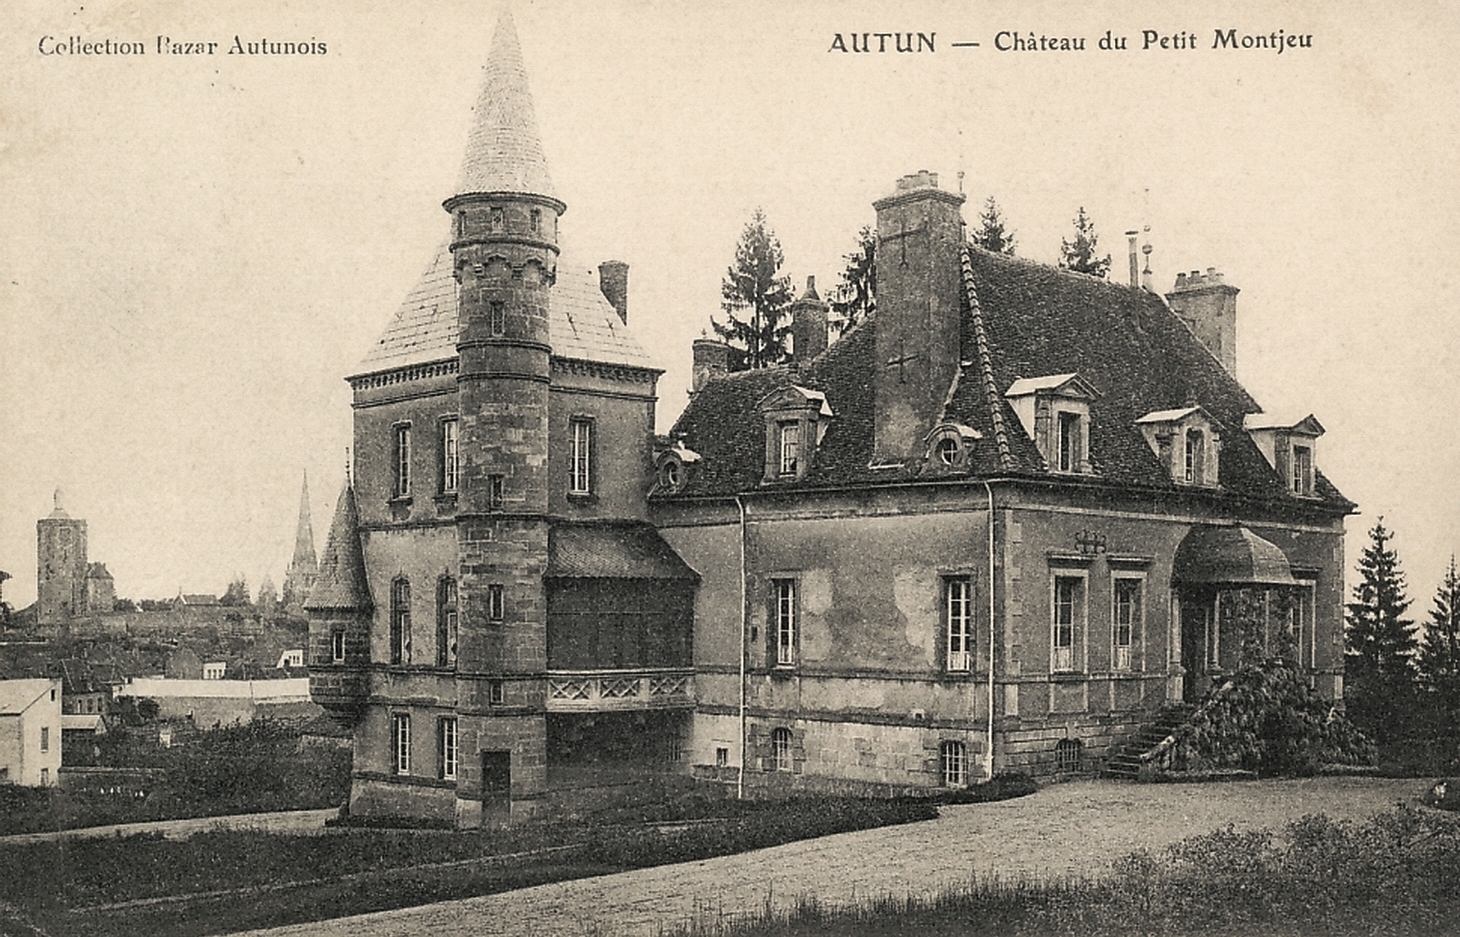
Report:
0,679,62,786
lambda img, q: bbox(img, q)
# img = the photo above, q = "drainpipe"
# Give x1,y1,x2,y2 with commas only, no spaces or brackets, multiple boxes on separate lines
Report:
983,481,997,780
736,495,747,800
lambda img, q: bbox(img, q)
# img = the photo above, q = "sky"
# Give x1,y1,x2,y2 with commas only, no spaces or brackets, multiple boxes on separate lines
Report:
3,0,1459,612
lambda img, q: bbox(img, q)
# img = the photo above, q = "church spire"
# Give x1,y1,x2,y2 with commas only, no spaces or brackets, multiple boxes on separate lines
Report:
282,471,318,608
455,7,556,201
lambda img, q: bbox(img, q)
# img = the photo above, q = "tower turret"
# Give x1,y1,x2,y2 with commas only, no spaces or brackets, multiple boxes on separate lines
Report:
446,7,562,824
37,489,88,628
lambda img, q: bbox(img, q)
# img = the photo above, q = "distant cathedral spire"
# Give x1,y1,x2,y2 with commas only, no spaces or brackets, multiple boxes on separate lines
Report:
281,472,318,609
455,6,556,200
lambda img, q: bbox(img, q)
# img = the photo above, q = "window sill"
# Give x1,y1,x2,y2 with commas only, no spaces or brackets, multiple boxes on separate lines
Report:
1050,671,1088,682
434,492,458,504
388,495,413,506
567,491,597,504
769,665,798,678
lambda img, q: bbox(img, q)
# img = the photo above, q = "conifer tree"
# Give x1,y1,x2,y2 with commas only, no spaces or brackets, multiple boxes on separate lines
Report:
1418,556,1460,714
714,209,794,370
1059,206,1112,278
1344,518,1418,741
972,197,1016,255
829,225,875,336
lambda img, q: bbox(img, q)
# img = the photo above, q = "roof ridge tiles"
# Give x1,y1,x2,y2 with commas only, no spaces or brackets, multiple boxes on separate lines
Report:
960,242,1015,471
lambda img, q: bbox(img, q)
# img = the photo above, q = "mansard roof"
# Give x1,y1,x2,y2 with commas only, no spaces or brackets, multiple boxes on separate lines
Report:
305,484,371,612
665,245,1351,511
355,241,656,377
455,8,556,201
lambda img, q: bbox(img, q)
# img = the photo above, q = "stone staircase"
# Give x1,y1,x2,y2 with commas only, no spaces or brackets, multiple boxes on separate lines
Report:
1105,703,1196,779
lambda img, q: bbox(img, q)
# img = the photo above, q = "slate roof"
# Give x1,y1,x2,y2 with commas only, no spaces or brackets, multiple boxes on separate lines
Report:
547,522,700,581
456,8,556,200
305,484,372,612
1173,526,1301,586
355,243,656,376
665,244,1351,511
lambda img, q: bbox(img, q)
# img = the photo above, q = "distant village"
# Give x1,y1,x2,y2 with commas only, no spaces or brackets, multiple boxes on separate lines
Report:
0,480,334,788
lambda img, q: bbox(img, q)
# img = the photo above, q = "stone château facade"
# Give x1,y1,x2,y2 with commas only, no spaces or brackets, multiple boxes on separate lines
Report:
309,10,1352,823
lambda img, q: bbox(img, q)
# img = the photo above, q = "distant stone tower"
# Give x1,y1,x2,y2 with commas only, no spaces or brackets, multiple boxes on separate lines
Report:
281,472,319,608
447,7,565,823
37,489,88,626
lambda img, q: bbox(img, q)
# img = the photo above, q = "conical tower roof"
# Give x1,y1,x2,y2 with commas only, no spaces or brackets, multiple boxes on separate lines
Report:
305,482,372,612
455,7,557,200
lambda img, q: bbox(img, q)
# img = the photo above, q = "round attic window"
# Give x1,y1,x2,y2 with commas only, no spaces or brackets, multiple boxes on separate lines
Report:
659,458,683,491
935,437,960,466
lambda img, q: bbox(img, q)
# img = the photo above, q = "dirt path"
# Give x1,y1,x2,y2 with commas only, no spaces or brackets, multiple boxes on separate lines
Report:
227,777,1427,937
0,808,336,845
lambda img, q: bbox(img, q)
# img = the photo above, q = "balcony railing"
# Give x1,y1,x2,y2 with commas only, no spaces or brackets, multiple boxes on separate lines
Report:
545,669,695,711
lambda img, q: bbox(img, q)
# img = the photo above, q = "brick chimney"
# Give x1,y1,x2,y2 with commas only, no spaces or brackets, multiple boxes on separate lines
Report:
1166,268,1239,374
598,260,629,324
871,170,966,463
790,276,828,365
691,337,730,394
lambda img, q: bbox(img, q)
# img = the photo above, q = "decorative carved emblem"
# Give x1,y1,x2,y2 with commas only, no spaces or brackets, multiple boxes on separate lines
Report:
1075,529,1107,555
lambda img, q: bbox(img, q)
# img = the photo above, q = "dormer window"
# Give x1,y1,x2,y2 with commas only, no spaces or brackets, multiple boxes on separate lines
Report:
1135,406,1221,487
1005,374,1100,475
652,444,698,495
923,422,981,476
758,385,834,484
1243,413,1324,498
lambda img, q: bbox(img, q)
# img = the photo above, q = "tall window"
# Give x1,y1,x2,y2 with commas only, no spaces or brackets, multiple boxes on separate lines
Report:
439,717,458,781
488,474,505,511
390,578,411,665
392,713,411,775
1053,575,1082,672
488,584,505,622
331,629,345,664
570,419,593,494
779,422,800,476
393,424,412,498
1185,429,1204,483
1292,445,1313,495
773,579,797,666
1057,411,1081,473
440,418,459,495
490,206,504,230
946,577,973,672
437,577,458,667
940,740,966,787
40,727,49,752
489,301,506,336
770,727,793,772
530,208,541,233
1113,578,1143,671
489,680,505,705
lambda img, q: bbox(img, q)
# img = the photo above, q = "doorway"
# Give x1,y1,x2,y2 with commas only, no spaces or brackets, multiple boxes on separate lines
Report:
1180,596,1213,704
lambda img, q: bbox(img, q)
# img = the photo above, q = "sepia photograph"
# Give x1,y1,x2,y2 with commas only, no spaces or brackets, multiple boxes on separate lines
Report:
3,1,1460,934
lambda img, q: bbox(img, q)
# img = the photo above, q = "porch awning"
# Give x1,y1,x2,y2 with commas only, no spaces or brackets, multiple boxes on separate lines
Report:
546,522,700,581
1172,525,1300,587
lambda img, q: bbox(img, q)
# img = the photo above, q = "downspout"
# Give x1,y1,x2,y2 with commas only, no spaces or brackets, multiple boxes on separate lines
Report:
983,480,997,780
736,495,747,800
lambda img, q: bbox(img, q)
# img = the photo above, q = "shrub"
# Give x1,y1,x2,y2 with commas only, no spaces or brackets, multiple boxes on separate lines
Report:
937,772,1038,805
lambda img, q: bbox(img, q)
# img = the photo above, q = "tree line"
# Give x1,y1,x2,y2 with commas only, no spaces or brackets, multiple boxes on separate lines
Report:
712,200,1111,371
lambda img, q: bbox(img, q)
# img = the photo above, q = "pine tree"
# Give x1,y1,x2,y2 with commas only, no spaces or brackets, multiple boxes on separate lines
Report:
1344,518,1418,741
972,197,1016,255
828,225,875,336
1418,556,1460,714
713,209,794,370
1059,207,1112,278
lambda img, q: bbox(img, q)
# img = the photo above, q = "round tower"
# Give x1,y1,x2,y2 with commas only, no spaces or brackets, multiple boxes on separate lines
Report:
447,8,563,826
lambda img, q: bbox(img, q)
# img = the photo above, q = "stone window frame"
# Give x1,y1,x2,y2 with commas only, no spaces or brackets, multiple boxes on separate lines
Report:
769,726,794,772
488,680,505,706
331,628,345,664
389,577,412,665
392,422,413,500
1292,443,1314,496
392,712,411,776
944,575,974,673
757,386,833,485
769,577,799,669
1004,374,1099,477
1049,567,1089,675
1111,573,1146,673
438,716,458,781
1055,737,1084,773
439,416,459,496
488,583,506,623
436,576,458,668
939,739,967,787
488,474,505,511
778,421,801,477
569,416,595,497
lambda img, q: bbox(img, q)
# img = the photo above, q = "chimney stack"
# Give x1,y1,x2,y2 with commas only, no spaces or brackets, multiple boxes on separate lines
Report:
1166,267,1239,374
598,260,629,324
790,275,828,365
1125,230,1140,288
691,337,730,394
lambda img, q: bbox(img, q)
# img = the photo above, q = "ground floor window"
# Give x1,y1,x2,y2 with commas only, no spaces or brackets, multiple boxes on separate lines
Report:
1056,738,1083,773
1113,576,1143,671
439,717,457,781
940,740,967,787
770,727,793,772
